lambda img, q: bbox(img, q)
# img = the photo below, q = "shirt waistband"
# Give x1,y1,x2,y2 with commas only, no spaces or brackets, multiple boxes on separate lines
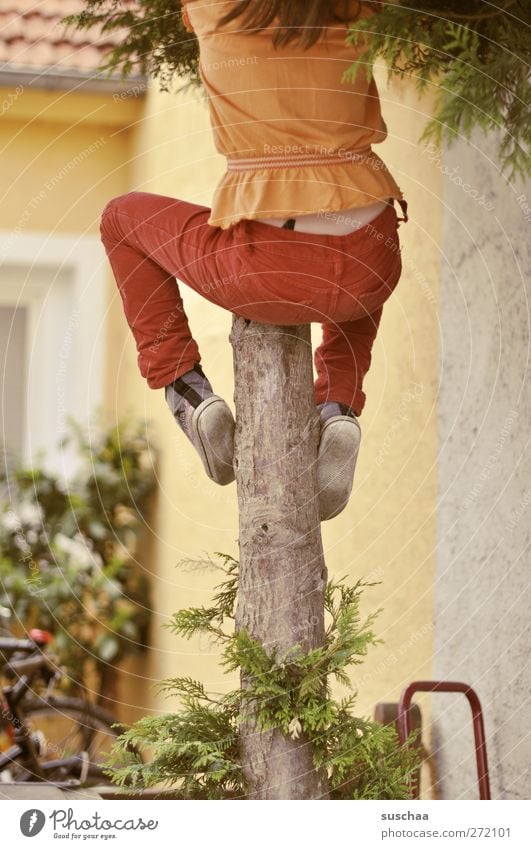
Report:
226,147,375,172
224,148,409,224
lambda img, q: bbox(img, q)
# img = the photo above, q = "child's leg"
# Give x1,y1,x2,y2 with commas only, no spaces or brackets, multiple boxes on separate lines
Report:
100,191,242,485
313,307,383,417
100,191,239,389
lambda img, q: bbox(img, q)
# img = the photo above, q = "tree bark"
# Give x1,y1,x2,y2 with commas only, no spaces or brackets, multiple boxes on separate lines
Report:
230,316,329,800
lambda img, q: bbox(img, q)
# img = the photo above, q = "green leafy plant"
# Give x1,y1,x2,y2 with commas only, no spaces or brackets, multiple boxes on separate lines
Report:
345,1,530,179
64,1,530,179
106,553,420,799
0,413,158,701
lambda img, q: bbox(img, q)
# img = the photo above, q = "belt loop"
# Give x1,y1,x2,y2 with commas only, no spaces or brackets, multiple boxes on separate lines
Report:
243,219,255,252
396,199,409,225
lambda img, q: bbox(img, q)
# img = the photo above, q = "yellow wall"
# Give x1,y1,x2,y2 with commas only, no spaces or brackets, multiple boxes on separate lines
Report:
115,83,245,711
116,71,442,778
0,89,141,235
344,70,442,797
1,74,442,795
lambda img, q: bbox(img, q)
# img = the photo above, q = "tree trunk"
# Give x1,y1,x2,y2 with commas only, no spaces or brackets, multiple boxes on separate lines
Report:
230,316,329,800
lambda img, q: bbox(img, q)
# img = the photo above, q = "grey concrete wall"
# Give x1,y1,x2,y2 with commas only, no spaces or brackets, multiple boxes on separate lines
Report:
434,128,530,800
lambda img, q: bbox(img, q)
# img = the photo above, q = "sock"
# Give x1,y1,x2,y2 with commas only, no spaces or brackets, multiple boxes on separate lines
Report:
317,401,357,423
165,364,214,416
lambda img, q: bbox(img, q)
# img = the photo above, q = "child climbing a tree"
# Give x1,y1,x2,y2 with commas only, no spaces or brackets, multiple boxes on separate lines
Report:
100,0,408,521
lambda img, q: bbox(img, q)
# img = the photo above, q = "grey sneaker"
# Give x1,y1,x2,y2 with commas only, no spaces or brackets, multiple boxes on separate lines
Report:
166,367,235,486
317,403,361,521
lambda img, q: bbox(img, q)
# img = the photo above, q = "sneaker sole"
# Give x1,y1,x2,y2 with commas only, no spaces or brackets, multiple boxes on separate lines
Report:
317,416,361,521
191,396,235,486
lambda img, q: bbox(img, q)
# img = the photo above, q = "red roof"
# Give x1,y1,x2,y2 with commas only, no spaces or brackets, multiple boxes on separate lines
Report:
0,0,131,75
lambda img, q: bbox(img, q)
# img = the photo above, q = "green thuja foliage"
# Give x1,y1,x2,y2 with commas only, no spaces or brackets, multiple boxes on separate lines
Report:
65,1,530,179
346,1,530,179
105,553,420,799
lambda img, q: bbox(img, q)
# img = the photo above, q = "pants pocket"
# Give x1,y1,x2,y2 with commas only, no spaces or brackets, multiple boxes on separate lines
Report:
341,245,402,319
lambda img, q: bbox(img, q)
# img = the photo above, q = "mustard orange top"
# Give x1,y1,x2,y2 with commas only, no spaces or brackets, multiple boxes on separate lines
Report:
183,1,405,229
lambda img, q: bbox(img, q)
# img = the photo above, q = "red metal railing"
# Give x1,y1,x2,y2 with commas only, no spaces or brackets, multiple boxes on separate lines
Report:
397,680,491,800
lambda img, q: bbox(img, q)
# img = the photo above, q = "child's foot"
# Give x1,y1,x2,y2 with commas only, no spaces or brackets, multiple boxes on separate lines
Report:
165,364,235,486
316,402,361,521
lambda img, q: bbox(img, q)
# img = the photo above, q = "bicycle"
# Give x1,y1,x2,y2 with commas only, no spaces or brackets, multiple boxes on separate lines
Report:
0,627,140,785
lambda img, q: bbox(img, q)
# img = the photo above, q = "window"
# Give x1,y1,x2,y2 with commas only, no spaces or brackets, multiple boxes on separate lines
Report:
0,232,107,477
0,304,28,463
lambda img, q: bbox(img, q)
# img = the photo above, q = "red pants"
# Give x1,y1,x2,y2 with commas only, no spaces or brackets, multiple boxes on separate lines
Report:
100,192,405,415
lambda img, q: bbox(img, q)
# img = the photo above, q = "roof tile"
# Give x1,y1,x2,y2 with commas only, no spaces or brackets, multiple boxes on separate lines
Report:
0,0,131,74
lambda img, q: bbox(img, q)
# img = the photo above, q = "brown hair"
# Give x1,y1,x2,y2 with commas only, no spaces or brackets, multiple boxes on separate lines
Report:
217,1,382,50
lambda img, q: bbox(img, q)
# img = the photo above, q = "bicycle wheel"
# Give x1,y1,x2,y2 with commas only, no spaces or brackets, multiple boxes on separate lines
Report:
2,695,140,784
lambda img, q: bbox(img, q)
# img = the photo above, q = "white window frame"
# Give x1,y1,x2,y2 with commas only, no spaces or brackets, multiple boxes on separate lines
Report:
0,231,107,479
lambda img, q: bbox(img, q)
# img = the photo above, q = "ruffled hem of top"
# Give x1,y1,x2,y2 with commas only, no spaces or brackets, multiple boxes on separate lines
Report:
208,157,404,229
